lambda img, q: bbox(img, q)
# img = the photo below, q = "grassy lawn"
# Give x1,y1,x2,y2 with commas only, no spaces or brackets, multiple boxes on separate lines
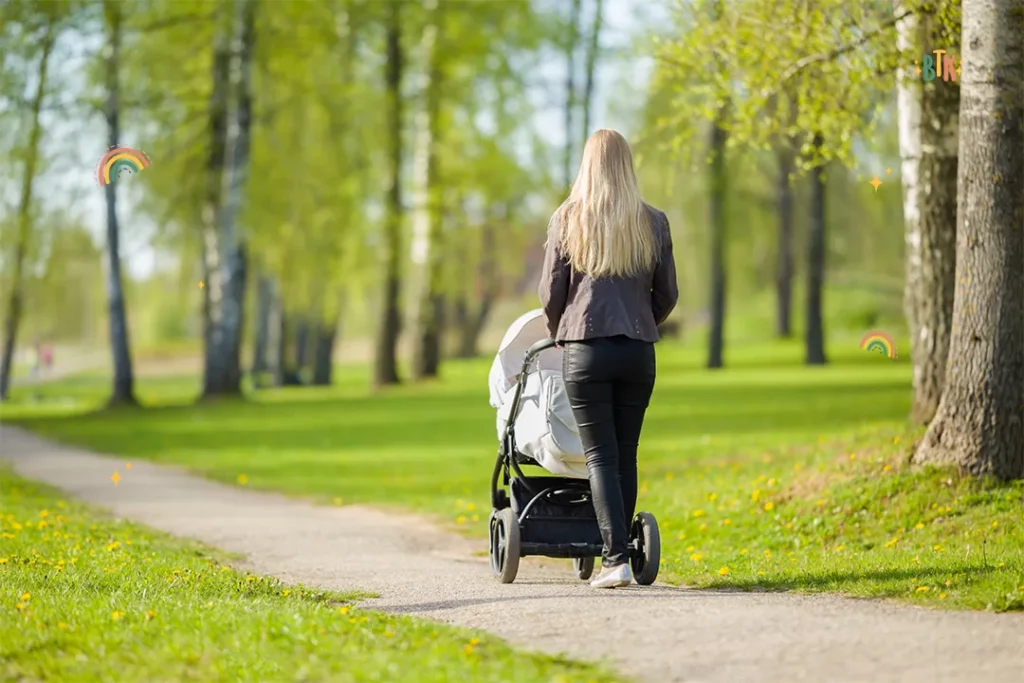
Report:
0,468,619,683
3,338,1023,613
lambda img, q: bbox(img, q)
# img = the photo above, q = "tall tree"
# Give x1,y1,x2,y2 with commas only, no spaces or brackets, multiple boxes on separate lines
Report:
203,0,255,398
373,0,405,388
0,11,56,401
775,141,795,338
913,0,1023,479
201,9,232,397
101,0,138,406
896,0,960,424
706,109,728,369
805,133,827,365
411,0,444,380
563,0,582,189
580,0,603,147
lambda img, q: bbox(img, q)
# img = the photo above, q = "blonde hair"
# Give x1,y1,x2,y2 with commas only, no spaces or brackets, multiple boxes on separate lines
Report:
556,129,656,278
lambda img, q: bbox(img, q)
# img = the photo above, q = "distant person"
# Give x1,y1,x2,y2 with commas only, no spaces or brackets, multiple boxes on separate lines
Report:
41,344,53,373
538,129,678,589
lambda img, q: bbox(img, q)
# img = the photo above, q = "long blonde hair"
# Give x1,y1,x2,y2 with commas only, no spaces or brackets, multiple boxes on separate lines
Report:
557,129,655,278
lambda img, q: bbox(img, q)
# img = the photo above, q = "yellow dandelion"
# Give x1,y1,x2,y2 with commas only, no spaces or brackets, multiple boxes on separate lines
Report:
282,590,291,596
471,514,479,522
816,499,826,507
884,536,900,548
692,509,705,518
0,558,7,565
763,502,774,512
384,631,394,637
740,548,748,555
991,521,999,528
469,637,480,646
764,550,772,559
933,545,944,552
464,644,475,654
456,515,467,524
945,579,952,587
722,519,731,526
15,603,26,611
883,464,893,472
145,611,156,620
21,593,30,601
718,566,730,576
466,503,476,512
686,545,695,552
893,436,901,445
698,523,707,531
39,510,49,518
915,522,924,529
455,499,465,508
835,545,845,552
767,478,776,487
58,622,68,629
915,586,929,592
205,601,213,607
665,472,674,480
758,570,765,575
676,532,686,540
939,593,947,599
112,610,125,621
339,606,350,615
751,489,761,502
849,453,856,460
690,553,703,563
12,522,22,530
708,493,718,502
332,498,343,506
237,474,248,485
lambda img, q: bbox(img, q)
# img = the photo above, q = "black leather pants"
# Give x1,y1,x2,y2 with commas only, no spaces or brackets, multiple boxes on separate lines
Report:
562,336,656,567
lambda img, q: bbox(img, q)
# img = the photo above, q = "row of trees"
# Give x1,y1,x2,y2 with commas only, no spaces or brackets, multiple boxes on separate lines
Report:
0,0,608,400
645,0,1022,479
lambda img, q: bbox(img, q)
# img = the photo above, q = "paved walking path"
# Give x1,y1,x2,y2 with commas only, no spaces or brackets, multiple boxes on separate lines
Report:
1,425,1022,683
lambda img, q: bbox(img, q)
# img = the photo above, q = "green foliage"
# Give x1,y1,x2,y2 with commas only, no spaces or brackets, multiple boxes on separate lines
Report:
0,469,620,682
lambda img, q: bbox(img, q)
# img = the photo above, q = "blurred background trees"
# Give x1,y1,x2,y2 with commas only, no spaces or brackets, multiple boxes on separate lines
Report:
1,0,1020,477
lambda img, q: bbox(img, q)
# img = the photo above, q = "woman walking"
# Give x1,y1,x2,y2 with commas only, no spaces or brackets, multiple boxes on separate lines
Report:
539,129,678,588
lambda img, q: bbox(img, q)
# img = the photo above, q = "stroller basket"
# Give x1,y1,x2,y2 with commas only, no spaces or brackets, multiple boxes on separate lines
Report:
511,475,602,556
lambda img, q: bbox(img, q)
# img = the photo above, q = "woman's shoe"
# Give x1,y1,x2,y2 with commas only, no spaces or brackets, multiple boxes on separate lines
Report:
589,563,632,588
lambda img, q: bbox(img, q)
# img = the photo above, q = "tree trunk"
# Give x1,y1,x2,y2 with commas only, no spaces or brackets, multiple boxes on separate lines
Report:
454,210,499,359
251,272,273,380
311,318,338,386
913,0,1024,480
102,0,137,406
805,133,827,365
0,19,55,401
563,0,582,190
411,0,444,380
707,113,727,369
775,143,795,338
203,0,255,398
373,0,404,389
896,1,959,424
269,288,286,387
201,18,231,397
580,0,603,148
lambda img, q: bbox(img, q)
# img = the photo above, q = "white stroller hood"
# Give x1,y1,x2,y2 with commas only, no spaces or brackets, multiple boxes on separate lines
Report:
488,309,588,479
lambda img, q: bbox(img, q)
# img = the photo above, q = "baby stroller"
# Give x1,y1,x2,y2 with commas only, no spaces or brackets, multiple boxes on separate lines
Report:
487,309,661,585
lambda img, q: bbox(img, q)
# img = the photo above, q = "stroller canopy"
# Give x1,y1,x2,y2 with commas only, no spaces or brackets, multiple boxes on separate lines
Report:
494,309,560,385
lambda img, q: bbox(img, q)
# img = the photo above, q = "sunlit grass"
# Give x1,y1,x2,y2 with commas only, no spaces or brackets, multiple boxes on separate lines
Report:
0,469,619,682
4,336,1023,612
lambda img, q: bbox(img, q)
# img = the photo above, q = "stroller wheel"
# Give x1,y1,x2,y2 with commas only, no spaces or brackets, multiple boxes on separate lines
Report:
573,556,595,580
489,507,521,584
630,512,660,586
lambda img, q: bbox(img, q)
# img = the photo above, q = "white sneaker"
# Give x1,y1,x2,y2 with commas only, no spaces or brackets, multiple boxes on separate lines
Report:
589,563,632,589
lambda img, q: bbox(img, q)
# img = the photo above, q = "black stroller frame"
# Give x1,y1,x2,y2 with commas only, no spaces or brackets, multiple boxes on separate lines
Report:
488,338,661,585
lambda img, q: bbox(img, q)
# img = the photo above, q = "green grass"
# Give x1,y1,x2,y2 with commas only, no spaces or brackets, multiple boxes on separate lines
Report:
0,468,619,683
4,337,1024,613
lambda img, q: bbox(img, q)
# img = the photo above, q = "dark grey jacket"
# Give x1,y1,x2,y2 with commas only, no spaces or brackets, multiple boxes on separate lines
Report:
538,203,679,343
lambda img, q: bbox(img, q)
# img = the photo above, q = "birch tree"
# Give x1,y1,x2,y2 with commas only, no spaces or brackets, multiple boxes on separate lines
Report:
101,0,137,406
913,0,1023,479
0,5,59,401
896,0,960,424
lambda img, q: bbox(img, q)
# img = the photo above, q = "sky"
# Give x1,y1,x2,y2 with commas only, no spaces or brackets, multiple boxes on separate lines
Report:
16,0,666,281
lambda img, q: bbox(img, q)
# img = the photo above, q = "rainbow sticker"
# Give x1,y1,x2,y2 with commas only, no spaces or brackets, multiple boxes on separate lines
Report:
860,330,897,359
96,146,151,186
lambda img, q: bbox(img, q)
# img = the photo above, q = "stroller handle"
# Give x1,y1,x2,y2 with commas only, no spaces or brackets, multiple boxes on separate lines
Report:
521,339,558,372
